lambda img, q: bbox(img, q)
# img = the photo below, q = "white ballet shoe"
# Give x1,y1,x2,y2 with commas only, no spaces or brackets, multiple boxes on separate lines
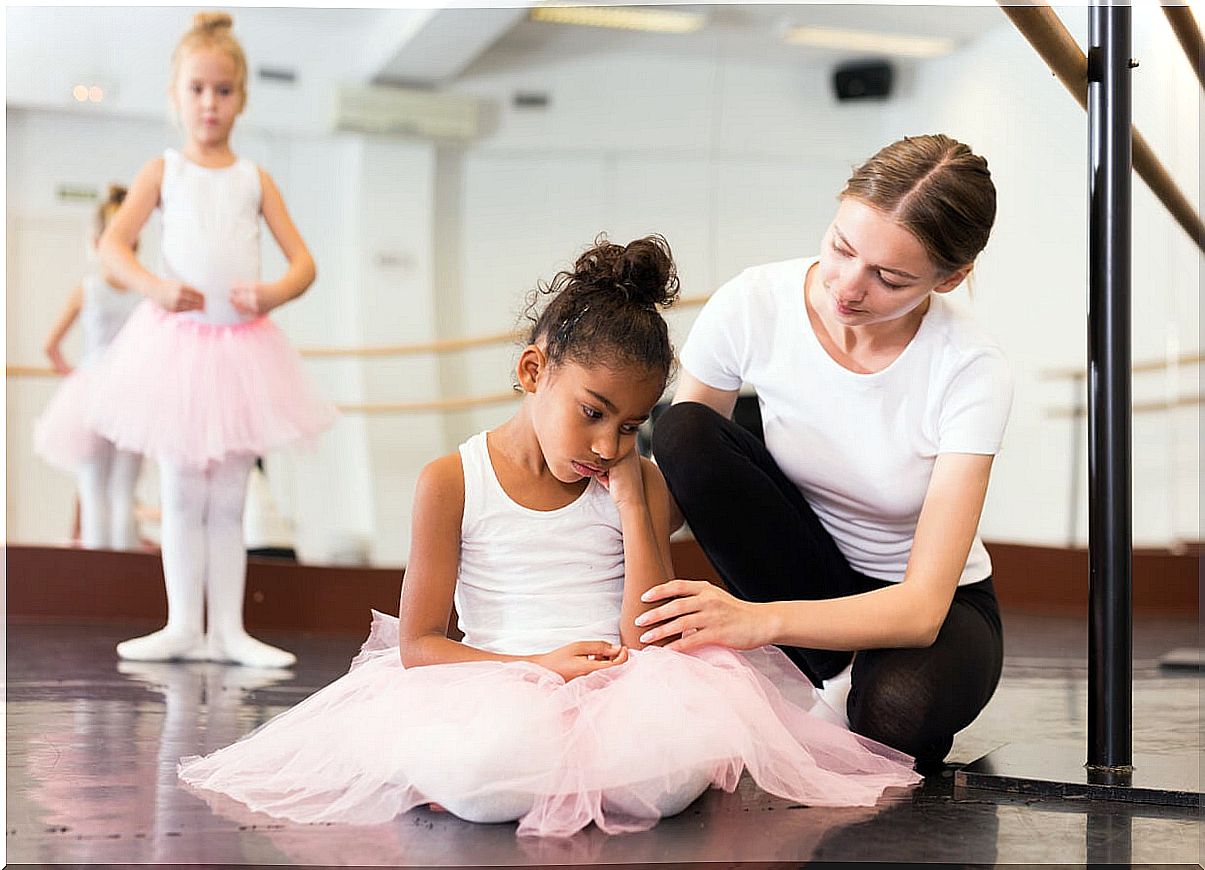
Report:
813,661,853,729
206,631,296,669
116,627,208,662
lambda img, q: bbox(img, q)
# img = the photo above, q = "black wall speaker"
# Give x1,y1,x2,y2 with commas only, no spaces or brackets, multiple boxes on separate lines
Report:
833,61,894,102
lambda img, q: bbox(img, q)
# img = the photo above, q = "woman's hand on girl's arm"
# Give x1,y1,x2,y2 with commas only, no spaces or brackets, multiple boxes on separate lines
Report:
640,453,996,653
250,169,316,312
43,283,84,374
399,454,629,679
636,580,771,651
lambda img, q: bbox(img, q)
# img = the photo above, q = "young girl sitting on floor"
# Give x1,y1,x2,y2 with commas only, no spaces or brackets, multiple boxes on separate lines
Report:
179,235,919,837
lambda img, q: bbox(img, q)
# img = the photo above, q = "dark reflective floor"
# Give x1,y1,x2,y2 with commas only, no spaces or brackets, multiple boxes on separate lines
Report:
6,613,1200,867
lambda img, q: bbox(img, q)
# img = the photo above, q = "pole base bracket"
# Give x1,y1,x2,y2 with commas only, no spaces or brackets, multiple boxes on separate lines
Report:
954,742,1199,807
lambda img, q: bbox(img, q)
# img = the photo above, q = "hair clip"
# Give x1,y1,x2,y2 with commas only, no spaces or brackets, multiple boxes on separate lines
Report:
555,304,590,345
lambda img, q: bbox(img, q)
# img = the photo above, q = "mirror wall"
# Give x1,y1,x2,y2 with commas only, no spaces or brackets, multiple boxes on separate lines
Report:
7,4,1200,567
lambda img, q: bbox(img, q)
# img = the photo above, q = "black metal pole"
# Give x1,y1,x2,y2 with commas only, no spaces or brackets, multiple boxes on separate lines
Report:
1086,3,1132,771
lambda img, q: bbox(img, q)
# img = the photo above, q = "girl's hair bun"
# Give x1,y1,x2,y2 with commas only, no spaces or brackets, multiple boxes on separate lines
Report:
95,182,129,236
571,234,679,310
192,11,234,32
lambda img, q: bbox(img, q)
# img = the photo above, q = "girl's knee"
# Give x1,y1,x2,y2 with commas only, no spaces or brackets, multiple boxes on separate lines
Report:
434,791,532,825
161,480,206,520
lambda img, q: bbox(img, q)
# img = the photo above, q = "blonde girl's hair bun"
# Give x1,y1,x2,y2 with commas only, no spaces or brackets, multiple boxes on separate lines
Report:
192,11,234,33
105,184,128,206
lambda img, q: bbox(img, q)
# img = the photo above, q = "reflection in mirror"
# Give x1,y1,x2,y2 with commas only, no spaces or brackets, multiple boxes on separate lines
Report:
7,3,1199,573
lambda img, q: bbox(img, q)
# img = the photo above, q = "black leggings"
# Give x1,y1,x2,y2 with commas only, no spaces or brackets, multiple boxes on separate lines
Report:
652,402,1003,767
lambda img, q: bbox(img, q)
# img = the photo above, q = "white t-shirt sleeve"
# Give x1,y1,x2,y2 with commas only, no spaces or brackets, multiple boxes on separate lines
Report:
936,347,1014,455
678,274,749,392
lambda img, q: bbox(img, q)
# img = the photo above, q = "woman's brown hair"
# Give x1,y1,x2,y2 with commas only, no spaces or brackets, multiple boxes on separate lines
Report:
841,134,996,274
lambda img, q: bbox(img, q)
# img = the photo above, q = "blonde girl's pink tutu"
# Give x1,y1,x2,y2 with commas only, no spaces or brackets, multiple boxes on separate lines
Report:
178,611,921,838
33,366,110,471
87,300,337,468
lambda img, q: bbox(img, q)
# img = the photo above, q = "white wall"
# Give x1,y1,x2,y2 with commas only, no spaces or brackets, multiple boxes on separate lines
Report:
439,47,885,443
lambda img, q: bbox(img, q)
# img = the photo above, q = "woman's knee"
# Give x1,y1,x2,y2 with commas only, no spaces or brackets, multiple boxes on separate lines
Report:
650,402,724,467
849,679,927,754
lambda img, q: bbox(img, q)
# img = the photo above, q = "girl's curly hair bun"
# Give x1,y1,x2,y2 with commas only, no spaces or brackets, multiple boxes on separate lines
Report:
523,233,682,386
571,234,679,310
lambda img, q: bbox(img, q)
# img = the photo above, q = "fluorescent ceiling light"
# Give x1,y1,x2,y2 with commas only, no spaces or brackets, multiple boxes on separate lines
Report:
529,5,706,34
784,25,955,59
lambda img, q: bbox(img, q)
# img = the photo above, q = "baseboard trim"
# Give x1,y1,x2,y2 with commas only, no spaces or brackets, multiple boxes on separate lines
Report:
5,538,1197,635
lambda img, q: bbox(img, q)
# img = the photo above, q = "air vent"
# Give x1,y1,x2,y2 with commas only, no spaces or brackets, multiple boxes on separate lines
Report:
333,85,480,141
258,66,297,84
56,184,98,202
513,91,550,109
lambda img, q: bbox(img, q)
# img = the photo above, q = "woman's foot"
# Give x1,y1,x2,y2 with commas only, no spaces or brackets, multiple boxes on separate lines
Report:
206,631,296,668
116,628,207,662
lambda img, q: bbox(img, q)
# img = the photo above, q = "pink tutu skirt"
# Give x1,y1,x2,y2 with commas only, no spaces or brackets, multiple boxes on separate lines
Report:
178,612,920,838
34,366,110,470
87,301,337,467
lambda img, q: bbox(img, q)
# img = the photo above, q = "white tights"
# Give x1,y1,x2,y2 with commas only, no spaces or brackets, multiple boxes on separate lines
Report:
76,441,141,550
116,453,296,668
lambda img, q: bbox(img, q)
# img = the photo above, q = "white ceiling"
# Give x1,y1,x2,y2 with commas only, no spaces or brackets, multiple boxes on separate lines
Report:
474,4,1008,69
6,4,1011,125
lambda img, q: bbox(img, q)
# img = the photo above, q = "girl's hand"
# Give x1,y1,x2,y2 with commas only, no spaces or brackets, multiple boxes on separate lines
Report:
635,579,768,652
534,641,629,681
596,449,645,509
44,344,72,376
229,281,281,316
151,279,205,313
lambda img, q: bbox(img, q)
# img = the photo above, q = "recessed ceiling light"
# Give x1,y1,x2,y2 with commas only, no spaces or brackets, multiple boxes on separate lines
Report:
530,4,705,34
784,25,956,59
88,85,104,102
72,84,89,102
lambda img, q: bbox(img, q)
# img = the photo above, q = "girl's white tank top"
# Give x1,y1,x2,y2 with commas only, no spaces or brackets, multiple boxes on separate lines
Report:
453,431,626,656
159,147,261,327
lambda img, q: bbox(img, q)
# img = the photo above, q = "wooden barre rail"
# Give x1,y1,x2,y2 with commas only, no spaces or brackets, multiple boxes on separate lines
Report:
998,2,1205,254
1045,393,1202,419
1162,2,1205,92
299,293,710,359
1039,351,1203,381
337,391,520,414
301,329,520,359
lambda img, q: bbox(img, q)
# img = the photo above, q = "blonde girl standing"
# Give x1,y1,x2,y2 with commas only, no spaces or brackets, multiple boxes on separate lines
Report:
94,12,335,667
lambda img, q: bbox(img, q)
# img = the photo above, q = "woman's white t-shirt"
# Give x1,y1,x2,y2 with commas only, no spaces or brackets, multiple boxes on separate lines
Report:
679,257,1013,586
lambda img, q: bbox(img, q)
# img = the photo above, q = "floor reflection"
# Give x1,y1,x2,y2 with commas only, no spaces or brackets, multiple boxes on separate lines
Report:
6,618,1201,866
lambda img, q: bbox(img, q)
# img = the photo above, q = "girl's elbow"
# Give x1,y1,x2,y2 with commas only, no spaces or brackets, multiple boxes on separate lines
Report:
398,637,425,668
620,631,648,651
298,257,317,293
